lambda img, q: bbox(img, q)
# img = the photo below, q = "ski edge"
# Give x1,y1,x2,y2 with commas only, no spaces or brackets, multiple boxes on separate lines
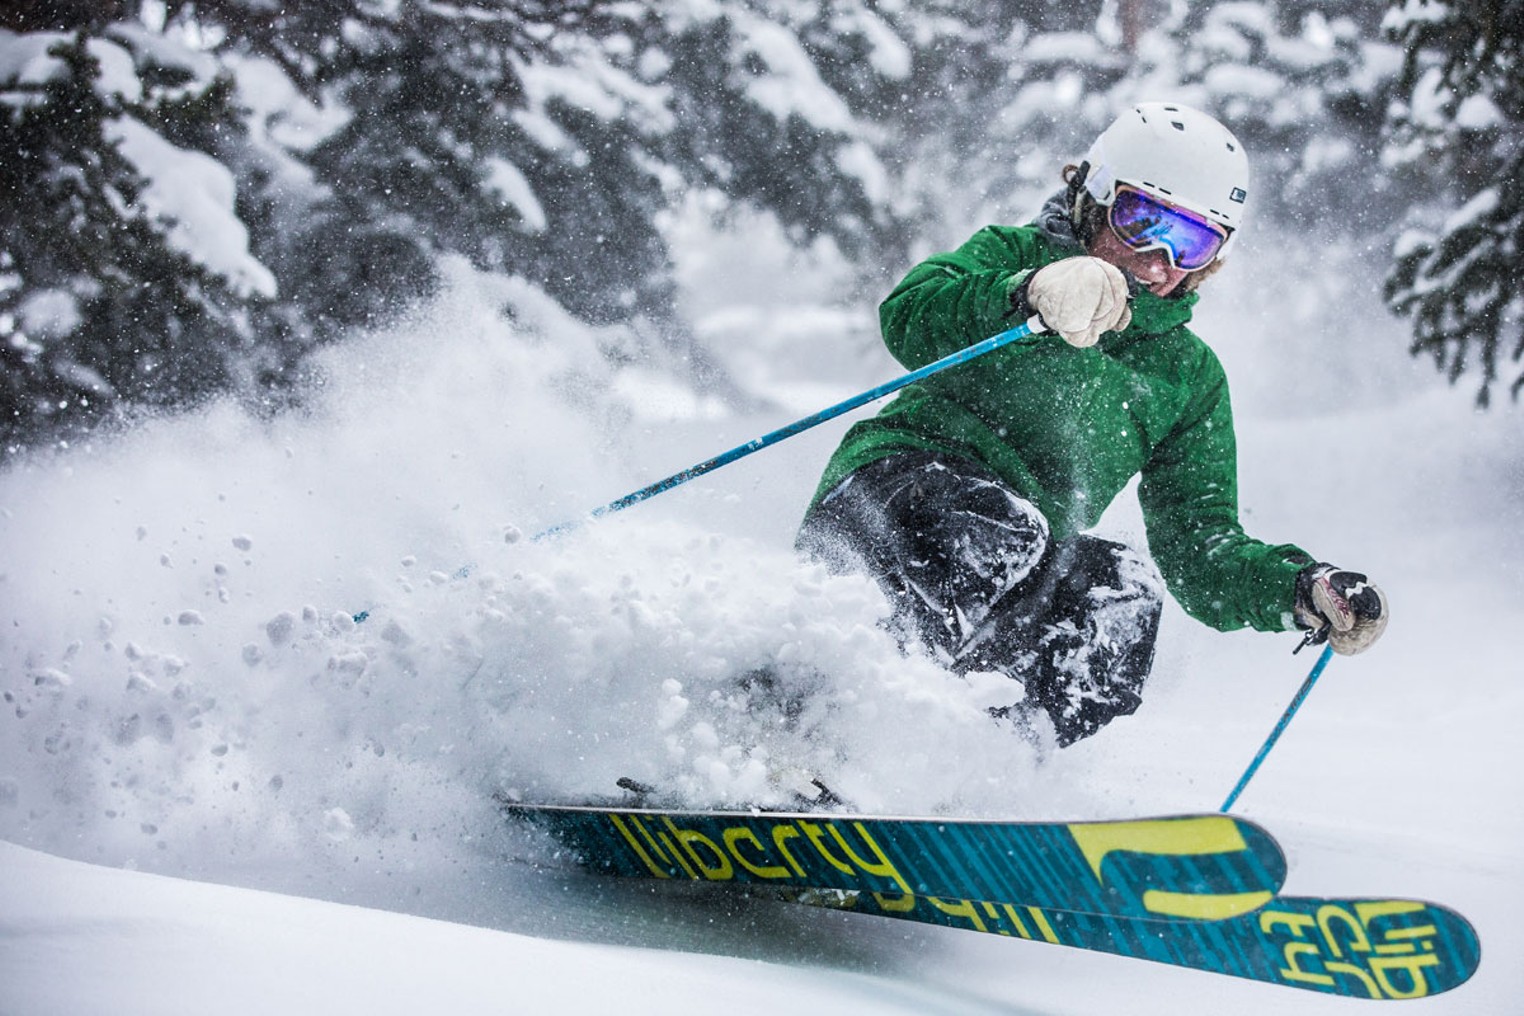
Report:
502,798,1276,833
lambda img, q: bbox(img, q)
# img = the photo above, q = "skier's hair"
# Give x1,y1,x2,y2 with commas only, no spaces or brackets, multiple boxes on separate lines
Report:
1060,164,1225,295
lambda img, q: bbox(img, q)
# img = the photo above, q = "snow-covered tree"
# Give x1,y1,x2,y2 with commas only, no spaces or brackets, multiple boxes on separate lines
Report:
1119,1,1405,235
1382,0,1524,405
889,1,1121,244
171,0,933,365
0,22,282,446
0,1,960,444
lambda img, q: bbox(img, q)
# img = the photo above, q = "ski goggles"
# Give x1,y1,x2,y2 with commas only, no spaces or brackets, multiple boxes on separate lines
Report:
1107,185,1230,271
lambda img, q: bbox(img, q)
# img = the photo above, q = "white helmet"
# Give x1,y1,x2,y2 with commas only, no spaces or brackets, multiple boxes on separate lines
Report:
1082,103,1250,250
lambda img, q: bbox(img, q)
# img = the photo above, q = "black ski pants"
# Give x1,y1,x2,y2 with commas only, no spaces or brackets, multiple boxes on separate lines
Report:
797,452,1163,746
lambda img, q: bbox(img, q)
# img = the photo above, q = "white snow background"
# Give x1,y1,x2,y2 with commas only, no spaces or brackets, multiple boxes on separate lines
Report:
3,198,1523,1013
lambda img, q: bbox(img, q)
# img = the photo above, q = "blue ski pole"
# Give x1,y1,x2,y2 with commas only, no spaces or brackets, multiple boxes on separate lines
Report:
534,315,1047,540
1220,643,1335,812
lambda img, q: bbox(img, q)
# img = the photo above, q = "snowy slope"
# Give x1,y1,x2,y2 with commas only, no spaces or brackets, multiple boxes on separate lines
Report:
2,219,1522,1013
0,838,956,1016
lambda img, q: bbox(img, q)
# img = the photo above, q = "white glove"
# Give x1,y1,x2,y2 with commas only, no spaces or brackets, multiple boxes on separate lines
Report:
1023,256,1133,348
1294,565,1389,655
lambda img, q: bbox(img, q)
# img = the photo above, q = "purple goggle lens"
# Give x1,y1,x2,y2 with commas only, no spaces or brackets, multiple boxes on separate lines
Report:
1108,186,1229,271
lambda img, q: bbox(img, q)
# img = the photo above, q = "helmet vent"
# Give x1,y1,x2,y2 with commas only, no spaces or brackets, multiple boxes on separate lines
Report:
1226,142,1237,152
1171,120,1185,131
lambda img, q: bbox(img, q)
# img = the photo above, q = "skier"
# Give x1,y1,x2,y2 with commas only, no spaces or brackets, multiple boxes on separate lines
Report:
797,102,1388,747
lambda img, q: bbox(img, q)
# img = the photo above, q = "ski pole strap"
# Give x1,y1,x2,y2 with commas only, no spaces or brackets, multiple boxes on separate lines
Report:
535,316,1047,540
1220,644,1335,813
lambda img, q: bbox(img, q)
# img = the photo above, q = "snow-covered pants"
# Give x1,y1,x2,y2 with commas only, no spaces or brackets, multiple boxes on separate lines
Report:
798,452,1163,746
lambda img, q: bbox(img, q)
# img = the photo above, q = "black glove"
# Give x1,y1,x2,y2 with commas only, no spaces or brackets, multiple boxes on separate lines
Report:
1294,564,1389,655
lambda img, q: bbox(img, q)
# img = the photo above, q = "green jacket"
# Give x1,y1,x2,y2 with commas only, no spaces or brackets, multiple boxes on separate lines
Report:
810,223,1312,633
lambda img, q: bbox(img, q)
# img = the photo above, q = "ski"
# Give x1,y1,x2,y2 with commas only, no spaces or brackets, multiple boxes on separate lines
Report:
505,801,1287,922
792,888,1480,1000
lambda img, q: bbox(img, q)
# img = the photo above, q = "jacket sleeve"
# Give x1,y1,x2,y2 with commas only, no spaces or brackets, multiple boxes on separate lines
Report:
1138,351,1314,633
879,227,1042,368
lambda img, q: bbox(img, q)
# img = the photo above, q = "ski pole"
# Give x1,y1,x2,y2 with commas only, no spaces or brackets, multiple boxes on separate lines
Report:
1219,643,1335,812
533,315,1048,540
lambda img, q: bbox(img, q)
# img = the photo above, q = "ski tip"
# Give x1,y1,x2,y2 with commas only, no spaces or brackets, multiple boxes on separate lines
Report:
1250,895,1482,999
